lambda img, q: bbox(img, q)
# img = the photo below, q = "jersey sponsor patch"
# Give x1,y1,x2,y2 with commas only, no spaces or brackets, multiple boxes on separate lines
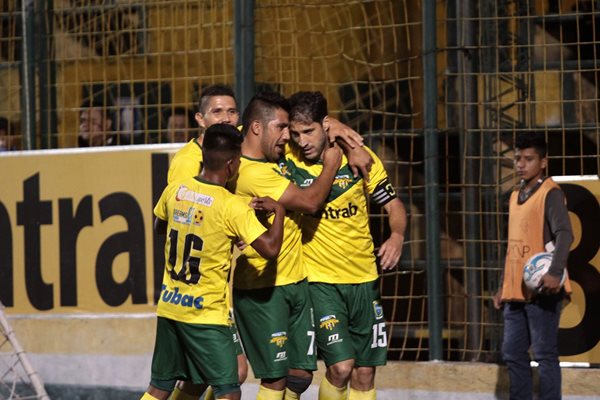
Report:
270,331,288,348
176,185,214,206
319,314,340,330
160,285,204,309
173,206,204,226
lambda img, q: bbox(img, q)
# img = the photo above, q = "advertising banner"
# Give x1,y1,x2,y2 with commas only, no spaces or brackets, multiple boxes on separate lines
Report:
0,145,178,314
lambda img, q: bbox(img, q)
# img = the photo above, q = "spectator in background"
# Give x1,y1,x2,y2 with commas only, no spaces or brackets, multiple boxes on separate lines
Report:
0,117,19,151
78,96,116,147
163,107,197,143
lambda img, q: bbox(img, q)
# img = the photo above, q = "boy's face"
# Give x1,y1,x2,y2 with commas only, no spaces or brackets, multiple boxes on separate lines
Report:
514,147,547,182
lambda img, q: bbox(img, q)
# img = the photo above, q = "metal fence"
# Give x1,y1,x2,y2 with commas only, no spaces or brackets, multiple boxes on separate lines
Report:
1,0,598,362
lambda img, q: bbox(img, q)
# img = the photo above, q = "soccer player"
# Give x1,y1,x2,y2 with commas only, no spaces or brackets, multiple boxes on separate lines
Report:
167,84,240,184
166,85,247,400
140,123,285,400
283,91,407,400
493,132,573,400
232,91,342,400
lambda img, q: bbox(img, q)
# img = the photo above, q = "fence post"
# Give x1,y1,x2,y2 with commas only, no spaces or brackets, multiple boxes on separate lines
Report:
423,0,443,360
234,0,255,111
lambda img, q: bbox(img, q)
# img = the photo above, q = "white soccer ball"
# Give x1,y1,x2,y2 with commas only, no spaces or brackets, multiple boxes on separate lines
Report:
523,252,565,291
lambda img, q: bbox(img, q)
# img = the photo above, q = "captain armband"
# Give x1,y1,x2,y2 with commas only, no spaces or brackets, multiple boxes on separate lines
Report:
371,178,397,206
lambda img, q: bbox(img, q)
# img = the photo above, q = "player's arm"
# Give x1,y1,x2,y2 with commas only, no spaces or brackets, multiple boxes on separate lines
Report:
540,188,574,294
328,118,372,179
247,196,285,259
379,196,407,271
278,144,342,213
154,217,167,235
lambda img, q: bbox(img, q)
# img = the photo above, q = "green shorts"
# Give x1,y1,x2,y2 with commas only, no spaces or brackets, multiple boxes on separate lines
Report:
310,279,388,367
150,317,239,387
229,311,244,355
233,279,317,379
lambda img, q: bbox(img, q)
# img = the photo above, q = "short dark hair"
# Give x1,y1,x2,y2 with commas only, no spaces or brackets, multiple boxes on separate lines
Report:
198,85,236,114
241,91,289,136
80,94,115,131
202,123,243,170
165,106,196,128
515,131,547,158
288,91,328,125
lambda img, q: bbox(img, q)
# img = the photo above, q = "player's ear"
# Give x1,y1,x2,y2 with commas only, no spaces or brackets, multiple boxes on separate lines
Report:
322,115,330,133
195,112,206,129
249,120,262,136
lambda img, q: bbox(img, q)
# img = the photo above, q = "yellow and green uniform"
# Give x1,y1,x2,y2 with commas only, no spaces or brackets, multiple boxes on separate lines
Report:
154,176,267,325
281,146,395,367
282,146,395,284
167,139,203,184
150,176,266,389
233,156,305,289
232,155,316,379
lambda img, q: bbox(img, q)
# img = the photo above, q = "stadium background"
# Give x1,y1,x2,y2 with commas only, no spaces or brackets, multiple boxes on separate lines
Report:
0,0,599,398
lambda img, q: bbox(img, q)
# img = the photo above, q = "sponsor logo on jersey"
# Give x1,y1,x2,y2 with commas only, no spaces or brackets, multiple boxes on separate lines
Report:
175,185,214,206
172,206,204,226
333,174,353,189
300,178,314,187
314,202,358,219
319,314,339,330
270,331,288,348
275,351,288,362
373,300,384,320
160,285,204,309
327,333,342,345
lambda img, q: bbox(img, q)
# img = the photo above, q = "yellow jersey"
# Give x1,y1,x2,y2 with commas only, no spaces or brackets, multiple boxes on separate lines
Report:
154,176,267,324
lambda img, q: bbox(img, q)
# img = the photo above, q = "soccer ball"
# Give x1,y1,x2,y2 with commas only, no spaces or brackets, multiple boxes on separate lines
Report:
523,252,565,291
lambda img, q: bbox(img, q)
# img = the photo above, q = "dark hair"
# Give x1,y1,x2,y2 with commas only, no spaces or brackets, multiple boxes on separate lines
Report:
241,91,289,136
202,123,243,170
198,85,236,114
288,91,328,125
515,131,547,158
165,106,196,129
80,95,115,132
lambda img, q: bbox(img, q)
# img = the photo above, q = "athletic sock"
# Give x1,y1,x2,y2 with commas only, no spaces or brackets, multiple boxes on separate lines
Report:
169,387,197,400
141,393,161,400
318,376,347,400
348,387,376,400
257,385,285,400
283,387,300,400
203,386,215,400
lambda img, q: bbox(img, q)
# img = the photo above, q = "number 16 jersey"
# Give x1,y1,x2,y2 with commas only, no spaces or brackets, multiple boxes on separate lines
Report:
153,176,267,325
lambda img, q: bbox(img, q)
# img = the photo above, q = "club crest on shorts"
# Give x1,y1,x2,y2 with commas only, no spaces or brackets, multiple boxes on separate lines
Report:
372,301,384,320
319,315,339,330
269,331,288,348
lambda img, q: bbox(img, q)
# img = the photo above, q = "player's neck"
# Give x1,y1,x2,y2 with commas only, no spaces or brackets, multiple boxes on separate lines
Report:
198,170,227,187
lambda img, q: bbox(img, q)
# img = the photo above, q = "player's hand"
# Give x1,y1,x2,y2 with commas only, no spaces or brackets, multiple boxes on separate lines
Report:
539,272,562,294
235,240,248,251
492,289,503,310
377,233,404,271
250,196,284,216
327,117,363,149
346,146,373,180
322,143,343,169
